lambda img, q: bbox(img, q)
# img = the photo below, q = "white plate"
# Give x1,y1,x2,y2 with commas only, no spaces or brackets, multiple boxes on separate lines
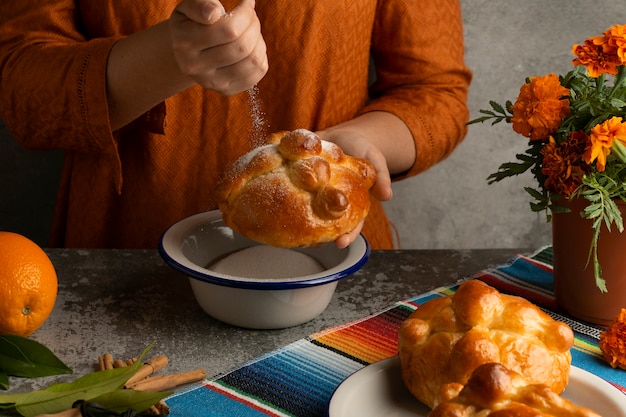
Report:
328,356,626,416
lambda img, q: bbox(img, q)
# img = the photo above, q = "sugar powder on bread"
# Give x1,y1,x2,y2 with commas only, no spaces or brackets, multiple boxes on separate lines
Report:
209,245,325,280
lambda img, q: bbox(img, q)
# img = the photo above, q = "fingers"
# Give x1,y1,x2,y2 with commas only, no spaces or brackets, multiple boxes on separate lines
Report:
362,148,392,202
334,221,365,249
212,38,268,95
321,132,393,202
334,153,390,249
170,0,268,95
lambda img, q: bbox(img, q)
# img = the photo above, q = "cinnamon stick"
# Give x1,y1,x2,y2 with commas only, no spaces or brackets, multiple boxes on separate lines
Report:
147,400,170,415
113,359,127,368
97,356,105,371
124,355,169,387
98,353,114,370
127,368,206,392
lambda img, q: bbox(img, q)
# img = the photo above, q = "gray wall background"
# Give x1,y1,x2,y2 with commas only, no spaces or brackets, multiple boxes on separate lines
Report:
384,0,626,249
2,0,626,248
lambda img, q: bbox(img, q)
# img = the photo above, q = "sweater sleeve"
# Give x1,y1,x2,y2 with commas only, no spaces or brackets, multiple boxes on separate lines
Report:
0,1,121,155
363,0,472,177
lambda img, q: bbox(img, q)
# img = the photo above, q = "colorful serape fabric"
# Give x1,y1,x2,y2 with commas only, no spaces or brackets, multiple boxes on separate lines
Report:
164,246,626,416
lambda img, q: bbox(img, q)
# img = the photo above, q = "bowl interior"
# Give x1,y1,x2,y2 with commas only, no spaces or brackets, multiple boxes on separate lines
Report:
159,211,370,289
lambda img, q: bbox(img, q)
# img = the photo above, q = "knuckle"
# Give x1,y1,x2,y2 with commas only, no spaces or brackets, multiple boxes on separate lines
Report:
178,59,205,78
220,24,242,43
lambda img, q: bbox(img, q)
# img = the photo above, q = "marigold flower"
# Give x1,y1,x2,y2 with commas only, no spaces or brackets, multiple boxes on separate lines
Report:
604,24,626,64
541,132,591,198
599,308,626,370
572,35,621,77
510,74,571,141
584,116,626,171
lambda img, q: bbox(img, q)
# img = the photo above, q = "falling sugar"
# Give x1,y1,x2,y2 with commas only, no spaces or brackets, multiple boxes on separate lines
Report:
247,85,269,147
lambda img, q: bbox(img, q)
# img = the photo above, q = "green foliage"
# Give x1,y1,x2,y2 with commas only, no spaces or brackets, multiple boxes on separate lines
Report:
470,63,626,292
0,336,72,390
575,160,626,292
467,100,513,125
558,67,626,139
0,344,170,417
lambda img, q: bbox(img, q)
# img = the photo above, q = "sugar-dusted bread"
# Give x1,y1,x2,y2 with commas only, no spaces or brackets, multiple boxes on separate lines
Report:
215,129,376,247
429,363,601,417
398,279,574,408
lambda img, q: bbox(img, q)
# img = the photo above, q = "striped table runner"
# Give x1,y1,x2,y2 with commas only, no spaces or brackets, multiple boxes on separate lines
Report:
164,246,626,416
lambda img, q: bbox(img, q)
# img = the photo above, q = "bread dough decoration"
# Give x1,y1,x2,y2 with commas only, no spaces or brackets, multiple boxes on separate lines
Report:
429,362,601,417
216,129,377,247
398,279,574,409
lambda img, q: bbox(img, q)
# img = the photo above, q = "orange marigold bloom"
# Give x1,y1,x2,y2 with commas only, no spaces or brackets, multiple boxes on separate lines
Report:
604,24,626,64
584,116,626,171
572,35,621,77
541,132,591,198
599,308,626,370
510,74,571,141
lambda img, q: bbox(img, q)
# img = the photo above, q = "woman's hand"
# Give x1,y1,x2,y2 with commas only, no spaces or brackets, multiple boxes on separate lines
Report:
317,111,416,248
317,128,394,249
170,0,268,96
318,129,393,204
107,0,269,130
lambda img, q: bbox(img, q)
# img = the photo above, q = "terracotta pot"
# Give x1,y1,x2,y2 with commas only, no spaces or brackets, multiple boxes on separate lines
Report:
552,197,626,326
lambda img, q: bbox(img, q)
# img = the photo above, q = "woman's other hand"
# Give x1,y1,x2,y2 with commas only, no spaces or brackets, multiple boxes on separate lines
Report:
317,126,393,249
317,111,416,248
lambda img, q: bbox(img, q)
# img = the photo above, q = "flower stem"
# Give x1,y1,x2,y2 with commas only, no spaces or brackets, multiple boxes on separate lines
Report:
608,66,626,99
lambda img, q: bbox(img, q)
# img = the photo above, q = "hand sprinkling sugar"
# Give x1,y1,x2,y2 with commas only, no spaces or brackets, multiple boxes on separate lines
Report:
200,1,268,148
200,2,269,148
170,0,268,96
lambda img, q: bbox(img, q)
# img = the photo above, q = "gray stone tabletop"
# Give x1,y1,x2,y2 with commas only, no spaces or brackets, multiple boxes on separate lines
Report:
8,248,529,393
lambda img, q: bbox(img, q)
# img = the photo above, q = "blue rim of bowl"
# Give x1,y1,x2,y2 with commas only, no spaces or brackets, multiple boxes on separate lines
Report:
158,211,370,290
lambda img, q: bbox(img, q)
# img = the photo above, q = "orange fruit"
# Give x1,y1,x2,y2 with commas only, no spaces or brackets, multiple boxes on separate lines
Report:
0,231,58,337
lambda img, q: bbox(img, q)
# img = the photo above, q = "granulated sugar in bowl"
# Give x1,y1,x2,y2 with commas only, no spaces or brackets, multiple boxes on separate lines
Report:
210,246,326,279
159,210,369,329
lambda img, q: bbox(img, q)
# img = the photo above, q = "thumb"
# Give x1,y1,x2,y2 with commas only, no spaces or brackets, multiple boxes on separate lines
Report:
175,0,226,24
202,0,227,23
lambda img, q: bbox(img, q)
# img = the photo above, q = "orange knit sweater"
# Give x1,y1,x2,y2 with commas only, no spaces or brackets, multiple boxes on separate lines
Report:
0,0,471,249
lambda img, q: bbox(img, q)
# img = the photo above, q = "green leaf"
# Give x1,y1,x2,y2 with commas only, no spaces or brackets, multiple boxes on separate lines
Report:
487,158,536,183
548,203,570,214
0,371,8,391
89,390,171,414
489,100,507,115
0,340,32,377
468,100,512,125
583,202,602,218
0,345,153,417
529,202,546,212
593,252,608,293
604,199,624,231
524,187,544,200
611,139,626,164
0,336,72,379
609,97,626,108
20,366,141,417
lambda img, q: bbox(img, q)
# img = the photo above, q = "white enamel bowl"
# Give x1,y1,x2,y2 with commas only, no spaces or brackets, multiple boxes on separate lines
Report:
159,210,370,329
